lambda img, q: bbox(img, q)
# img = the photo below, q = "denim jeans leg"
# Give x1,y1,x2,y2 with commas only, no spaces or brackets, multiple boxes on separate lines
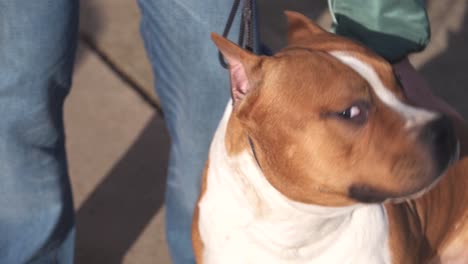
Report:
0,1,78,263
137,0,259,263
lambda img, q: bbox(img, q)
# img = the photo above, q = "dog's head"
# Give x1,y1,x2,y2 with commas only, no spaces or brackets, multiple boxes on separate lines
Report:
212,11,458,206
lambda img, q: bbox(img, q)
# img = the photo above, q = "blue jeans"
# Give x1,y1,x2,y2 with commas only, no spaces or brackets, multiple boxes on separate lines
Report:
0,0,78,263
0,0,255,262
138,0,259,263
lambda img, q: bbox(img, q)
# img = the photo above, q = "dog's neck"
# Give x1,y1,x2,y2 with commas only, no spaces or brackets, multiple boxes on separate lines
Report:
206,103,392,262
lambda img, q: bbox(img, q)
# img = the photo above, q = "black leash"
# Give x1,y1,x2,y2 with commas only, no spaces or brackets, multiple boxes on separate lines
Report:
219,0,255,68
219,1,261,168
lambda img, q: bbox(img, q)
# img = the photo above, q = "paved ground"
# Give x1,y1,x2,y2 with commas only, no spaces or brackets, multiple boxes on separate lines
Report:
68,0,468,263
66,44,170,263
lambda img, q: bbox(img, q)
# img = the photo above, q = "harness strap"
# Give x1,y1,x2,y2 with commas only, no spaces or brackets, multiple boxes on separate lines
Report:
248,136,262,169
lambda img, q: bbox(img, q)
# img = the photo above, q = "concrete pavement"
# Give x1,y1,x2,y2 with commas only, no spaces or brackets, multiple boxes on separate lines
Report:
66,44,170,263
68,0,468,263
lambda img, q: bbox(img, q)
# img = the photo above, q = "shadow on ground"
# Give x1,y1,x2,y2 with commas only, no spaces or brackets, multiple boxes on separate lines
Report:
75,0,104,67
75,116,169,263
74,0,468,263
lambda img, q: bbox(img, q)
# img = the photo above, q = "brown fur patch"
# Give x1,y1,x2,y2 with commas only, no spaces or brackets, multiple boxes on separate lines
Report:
385,202,424,263
192,159,210,264
225,114,250,155
386,151,468,262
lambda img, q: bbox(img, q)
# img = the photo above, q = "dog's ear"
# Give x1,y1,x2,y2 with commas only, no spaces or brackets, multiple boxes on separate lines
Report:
211,33,262,108
285,11,327,45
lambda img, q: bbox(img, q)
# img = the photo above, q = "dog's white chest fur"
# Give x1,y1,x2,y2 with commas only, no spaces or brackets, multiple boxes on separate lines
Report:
197,103,392,264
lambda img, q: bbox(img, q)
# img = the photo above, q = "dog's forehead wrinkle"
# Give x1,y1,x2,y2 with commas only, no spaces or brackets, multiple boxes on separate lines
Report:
328,51,437,128
270,51,351,94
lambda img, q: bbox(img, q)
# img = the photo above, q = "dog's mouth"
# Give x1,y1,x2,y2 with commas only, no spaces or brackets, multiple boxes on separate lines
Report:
348,184,396,204
349,141,460,204
389,140,460,204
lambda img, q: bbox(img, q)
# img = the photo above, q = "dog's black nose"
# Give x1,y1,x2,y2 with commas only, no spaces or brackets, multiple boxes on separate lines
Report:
419,115,458,174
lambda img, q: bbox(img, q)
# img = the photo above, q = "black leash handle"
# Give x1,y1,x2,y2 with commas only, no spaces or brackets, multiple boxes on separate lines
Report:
218,0,255,68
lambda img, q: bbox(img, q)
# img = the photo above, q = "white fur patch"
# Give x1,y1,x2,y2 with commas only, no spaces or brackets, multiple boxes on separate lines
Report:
197,102,392,263
329,51,437,129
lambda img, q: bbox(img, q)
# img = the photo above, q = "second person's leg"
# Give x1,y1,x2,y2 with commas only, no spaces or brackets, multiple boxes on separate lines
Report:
0,0,78,263
137,0,258,263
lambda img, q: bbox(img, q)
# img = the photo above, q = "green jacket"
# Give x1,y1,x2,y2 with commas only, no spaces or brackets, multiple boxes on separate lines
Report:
329,0,430,62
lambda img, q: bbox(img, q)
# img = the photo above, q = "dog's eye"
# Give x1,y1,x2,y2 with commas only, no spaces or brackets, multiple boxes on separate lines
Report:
340,106,361,119
336,101,369,125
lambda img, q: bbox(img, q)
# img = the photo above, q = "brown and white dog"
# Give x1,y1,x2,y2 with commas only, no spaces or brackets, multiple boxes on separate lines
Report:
192,11,468,263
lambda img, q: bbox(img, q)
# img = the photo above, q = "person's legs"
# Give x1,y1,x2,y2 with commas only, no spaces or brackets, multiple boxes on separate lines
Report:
0,0,78,263
138,0,258,263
